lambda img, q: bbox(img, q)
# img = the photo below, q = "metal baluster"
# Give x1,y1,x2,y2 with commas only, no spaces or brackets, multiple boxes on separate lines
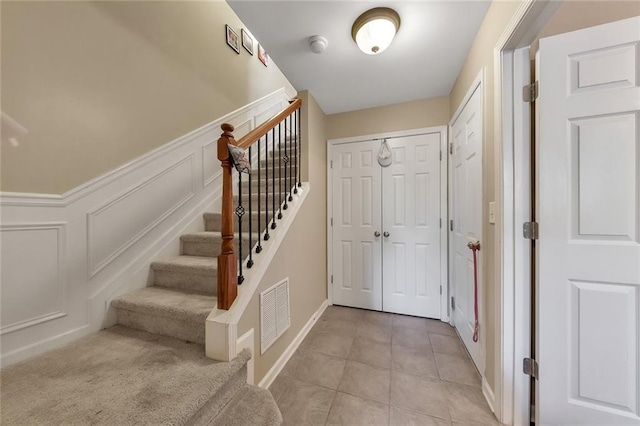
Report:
294,110,298,194
236,170,245,284
283,117,289,210
271,127,277,229
288,113,293,202
246,145,254,269
297,107,302,188
278,122,284,218
264,132,270,241
256,137,263,253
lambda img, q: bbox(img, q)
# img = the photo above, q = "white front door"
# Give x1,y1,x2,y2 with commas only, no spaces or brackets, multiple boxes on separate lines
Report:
382,134,441,317
538,17,640,424
331,140,382,311
331,132,443,318
450,79,484,371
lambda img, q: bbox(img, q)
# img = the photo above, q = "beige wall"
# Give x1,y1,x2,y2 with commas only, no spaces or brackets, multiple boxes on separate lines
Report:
326,96,450,140
449,0,522,391
537,0,639,42
238,90,327,383
1,1,295,194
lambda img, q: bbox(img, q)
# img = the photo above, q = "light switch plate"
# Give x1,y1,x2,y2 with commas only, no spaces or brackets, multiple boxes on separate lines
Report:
489,201,496,224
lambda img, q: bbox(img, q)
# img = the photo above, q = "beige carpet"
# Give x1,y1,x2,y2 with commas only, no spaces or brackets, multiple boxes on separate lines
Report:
1,326,279,425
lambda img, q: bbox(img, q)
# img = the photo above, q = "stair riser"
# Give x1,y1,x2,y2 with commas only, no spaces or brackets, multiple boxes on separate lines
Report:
154,269,216,294
182,238,254,258
239,178,288,191
260,156,300,167
247,167,296,179
116,309,205,344
205,216,270,233
234,192,291,205
205,215,278,232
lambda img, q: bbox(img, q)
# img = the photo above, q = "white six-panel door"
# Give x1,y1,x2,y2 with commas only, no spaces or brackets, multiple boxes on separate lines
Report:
538,17,640,425
331,134,442,318
450,80,484,371
331,140,383,310
382,134,441,317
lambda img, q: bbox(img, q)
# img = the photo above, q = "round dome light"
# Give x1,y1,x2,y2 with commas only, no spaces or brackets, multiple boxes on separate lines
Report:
351,7,401,55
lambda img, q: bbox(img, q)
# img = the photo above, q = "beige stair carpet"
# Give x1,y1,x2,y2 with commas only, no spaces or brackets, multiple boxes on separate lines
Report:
0,326,269,425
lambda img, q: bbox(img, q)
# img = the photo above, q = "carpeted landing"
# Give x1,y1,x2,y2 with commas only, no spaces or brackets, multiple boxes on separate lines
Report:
0,326,281,425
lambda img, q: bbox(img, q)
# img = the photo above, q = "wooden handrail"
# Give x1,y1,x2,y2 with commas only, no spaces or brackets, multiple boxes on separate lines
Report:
216,98,303,310
235,98,301,150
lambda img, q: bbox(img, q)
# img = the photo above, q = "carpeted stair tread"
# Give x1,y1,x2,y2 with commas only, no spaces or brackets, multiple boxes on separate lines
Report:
0,326,251,426
210,384,282,426
112,286,215,323
152,255,216,273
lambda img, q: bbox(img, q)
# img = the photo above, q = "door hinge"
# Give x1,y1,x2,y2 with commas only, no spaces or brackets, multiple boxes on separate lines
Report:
451,297,456,310
440,150,442,161
523,81,539,102
449,143,453,155
330,217,333,226
450,219,454,232
440,218,442,229
440,285,442,295
331,275,333,283
330,160,333,169
523,221,539,240
523,357,538,379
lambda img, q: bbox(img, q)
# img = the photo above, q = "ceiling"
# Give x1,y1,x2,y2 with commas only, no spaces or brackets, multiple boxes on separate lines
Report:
228,1,491,115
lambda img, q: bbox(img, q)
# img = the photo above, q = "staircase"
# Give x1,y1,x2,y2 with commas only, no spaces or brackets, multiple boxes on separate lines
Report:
1,113,302,425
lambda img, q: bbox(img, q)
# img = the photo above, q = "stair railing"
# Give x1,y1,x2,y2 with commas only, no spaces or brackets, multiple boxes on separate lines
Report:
216,98,302,310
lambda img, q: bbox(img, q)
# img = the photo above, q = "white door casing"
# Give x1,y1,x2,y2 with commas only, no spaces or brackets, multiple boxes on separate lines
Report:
331,140,383,311
450,73,484,372
382,134,442,317
538,17,640,424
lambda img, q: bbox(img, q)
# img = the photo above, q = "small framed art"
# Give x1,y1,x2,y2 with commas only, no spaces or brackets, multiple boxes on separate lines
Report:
241,29,254,55
258,44,268,67
225,25,240,54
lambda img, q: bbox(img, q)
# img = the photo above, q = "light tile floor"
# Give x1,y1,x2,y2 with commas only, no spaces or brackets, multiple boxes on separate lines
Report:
269,305,501,426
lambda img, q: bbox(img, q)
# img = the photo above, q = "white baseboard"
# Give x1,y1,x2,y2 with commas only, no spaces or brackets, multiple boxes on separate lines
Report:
257,299,328,389
483,376,496,414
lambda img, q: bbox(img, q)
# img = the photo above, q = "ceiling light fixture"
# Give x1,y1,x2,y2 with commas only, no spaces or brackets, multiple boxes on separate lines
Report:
351,7,401,55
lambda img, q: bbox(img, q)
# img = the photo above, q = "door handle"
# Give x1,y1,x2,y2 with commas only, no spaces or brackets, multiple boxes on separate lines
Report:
383,231,390,238
374,231,381,237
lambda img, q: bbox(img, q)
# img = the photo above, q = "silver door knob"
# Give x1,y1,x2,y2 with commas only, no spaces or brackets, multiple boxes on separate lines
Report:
374,231,381,237
383,231,390,238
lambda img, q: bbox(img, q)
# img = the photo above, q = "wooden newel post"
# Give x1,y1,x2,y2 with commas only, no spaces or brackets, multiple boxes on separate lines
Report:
217,123,237,310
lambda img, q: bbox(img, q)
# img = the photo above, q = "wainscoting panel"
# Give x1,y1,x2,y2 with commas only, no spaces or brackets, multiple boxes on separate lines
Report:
0,88,293,366
1,223,67,334
87,155,195,277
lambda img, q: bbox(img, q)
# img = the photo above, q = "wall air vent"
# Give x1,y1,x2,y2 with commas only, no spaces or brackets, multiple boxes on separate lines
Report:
260,278,290,354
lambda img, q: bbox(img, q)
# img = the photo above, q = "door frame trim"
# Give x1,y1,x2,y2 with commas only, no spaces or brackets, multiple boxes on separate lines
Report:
493,1,562,423
326,126,449,321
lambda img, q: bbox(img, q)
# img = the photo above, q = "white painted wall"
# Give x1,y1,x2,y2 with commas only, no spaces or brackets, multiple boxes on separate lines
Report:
0,89,291,367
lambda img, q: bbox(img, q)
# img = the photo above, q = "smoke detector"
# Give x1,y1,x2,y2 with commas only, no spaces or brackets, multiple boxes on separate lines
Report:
309,35,328,54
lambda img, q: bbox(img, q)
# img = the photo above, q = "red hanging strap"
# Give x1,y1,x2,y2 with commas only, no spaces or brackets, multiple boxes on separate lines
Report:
467,241,481,343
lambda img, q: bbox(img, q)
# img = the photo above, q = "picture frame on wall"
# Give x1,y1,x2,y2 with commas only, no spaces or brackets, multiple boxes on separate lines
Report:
225,25,240,54
258,44,268,67
241,29,254,55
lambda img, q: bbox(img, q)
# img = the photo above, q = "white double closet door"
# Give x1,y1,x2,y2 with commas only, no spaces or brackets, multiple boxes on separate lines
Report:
331,133,442,318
